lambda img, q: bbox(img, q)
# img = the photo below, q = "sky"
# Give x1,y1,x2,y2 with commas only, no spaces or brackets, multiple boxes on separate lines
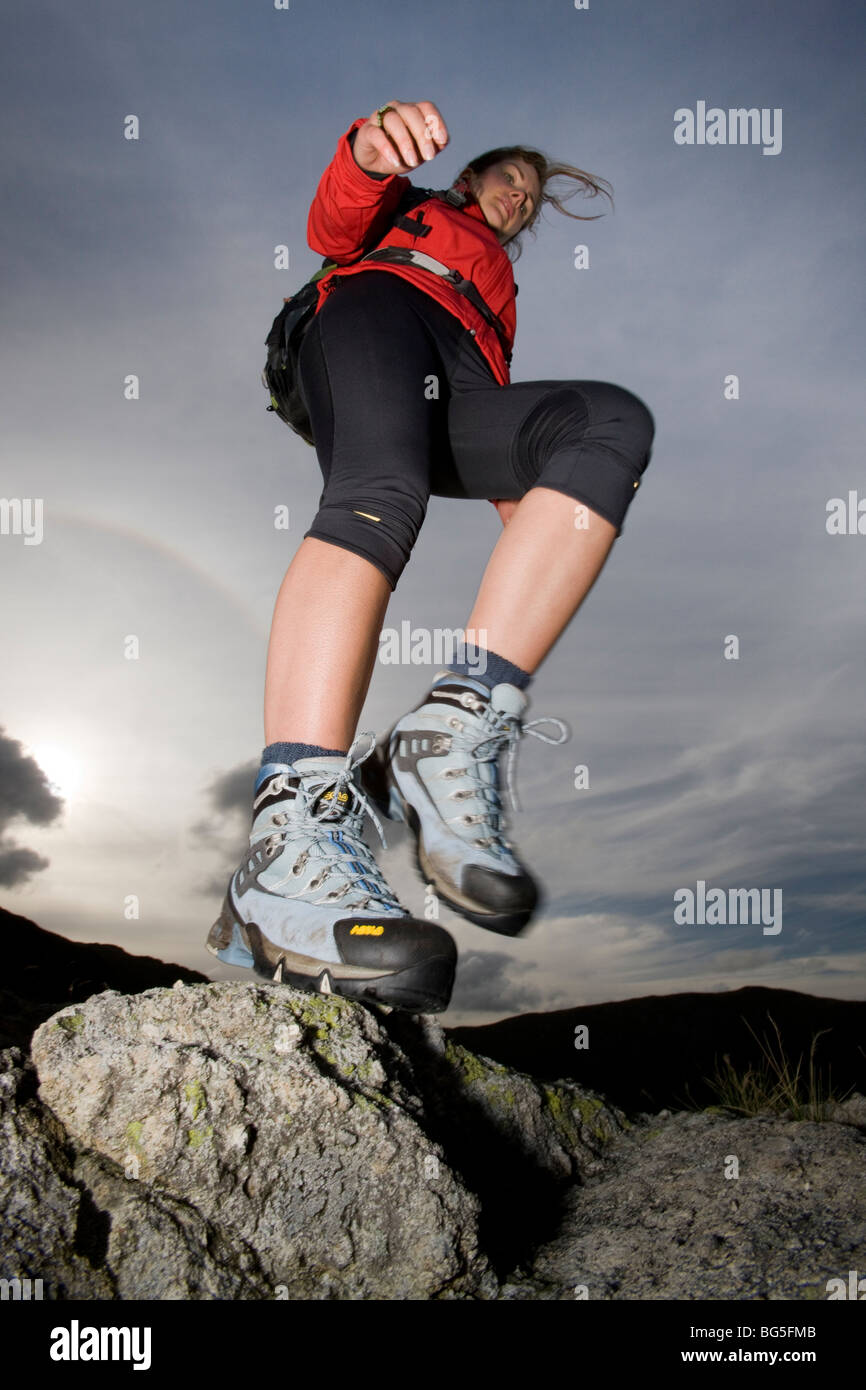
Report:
2,0,864,1025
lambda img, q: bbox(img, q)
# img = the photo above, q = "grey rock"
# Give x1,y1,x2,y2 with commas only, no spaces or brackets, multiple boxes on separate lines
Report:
827,1093,866,1129
524,1106,866,1300
30,983,494,1299
0,1048,113,1299
0,1047,274,1300
70,1152,273,1300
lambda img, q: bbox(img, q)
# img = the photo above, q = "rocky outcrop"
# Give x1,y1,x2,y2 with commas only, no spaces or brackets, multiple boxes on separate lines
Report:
10,981,621,1299
1,932,864,1300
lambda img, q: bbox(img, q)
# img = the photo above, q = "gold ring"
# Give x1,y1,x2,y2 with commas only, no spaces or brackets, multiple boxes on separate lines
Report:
375,104,395,128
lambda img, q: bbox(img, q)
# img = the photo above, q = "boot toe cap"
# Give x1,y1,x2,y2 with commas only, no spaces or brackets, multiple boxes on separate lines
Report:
461,863,538,914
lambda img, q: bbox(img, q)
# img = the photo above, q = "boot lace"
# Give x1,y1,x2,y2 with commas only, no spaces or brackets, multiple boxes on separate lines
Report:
258,734,402,912
443,706,569,849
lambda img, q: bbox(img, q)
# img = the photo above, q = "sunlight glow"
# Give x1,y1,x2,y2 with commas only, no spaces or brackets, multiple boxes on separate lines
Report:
29,743,83,801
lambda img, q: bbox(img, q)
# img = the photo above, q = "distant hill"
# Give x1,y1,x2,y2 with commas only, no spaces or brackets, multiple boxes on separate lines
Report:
448,986,866,1114
0,904,207,1050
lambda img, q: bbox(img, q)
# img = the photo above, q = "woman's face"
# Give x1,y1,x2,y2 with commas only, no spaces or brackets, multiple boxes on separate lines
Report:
466,158,541,243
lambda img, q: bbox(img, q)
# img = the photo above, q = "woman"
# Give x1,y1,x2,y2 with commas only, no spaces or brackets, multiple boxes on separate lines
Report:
207,100,655,1015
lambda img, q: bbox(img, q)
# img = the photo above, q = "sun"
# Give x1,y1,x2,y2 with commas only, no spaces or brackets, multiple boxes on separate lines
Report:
29,743,83,801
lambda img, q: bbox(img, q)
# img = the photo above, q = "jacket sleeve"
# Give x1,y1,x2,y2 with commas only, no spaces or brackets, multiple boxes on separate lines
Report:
307,117,410,265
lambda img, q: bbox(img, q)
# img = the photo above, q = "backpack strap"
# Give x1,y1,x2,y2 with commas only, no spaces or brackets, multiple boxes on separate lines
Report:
358,244,512,364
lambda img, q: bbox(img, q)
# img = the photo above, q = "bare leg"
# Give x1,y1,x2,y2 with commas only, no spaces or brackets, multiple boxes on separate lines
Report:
466,487,617,672
264,538,391,748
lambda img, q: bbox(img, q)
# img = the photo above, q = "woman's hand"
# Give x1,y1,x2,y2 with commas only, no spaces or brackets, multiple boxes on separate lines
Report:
352,101,449,177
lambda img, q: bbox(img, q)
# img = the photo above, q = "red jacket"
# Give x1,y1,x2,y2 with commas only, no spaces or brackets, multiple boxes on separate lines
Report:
307,117,515,386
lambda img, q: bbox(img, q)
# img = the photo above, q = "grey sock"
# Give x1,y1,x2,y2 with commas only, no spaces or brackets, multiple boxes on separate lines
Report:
261,741,346,767
447,645,532,691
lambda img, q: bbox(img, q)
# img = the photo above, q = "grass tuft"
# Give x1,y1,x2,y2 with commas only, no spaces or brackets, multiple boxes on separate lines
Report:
704,1013,853,1121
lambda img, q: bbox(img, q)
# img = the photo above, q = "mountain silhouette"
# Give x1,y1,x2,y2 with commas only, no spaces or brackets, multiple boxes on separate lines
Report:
449,987,866,1114
0,904,207,1050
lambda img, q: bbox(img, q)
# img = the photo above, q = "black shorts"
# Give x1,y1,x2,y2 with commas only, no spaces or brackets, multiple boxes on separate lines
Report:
298,270,655,590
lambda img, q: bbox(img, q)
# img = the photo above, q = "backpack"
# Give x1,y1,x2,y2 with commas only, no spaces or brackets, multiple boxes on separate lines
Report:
262,263,334,446
262,185,510,447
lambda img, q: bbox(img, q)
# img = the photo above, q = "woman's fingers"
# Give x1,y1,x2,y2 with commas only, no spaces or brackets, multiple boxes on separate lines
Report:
352,102,449,176
374,101,449,170
389,101,448,163
358,125,408,172
416,101,449,150
378,109,426,169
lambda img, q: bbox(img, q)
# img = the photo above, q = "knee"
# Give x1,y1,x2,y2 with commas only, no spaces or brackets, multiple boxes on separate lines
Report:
528,383,655,478
305,491,429,591
611,388,655,475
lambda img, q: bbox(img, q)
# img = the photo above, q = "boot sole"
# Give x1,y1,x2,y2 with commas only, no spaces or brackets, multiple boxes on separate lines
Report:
205,895,455,1014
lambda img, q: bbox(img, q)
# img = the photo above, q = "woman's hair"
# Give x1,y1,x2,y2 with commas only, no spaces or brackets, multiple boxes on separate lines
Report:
457,145,614,260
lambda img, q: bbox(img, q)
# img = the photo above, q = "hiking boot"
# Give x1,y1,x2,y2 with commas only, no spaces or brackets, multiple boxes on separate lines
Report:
206,734,457,1013
360,672,569,935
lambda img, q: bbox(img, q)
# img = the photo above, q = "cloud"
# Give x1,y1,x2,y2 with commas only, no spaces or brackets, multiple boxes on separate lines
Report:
0,728,64,886
205,762,259,817
191,760,257,895
0,843,50,886
448,949,546,1014
191,760,257,840
508,664,866,959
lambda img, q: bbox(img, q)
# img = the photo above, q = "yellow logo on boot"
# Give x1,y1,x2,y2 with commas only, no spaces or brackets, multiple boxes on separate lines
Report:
350,923,385,936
